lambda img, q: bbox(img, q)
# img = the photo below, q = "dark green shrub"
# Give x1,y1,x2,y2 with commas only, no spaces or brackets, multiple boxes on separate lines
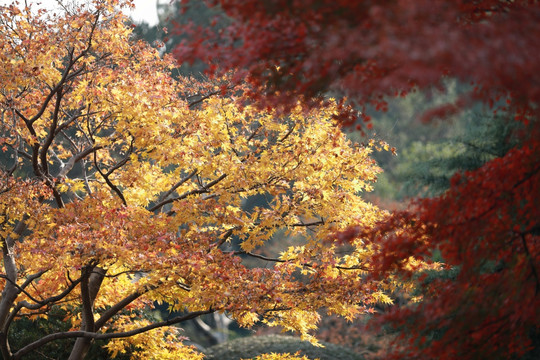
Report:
204,335,364,360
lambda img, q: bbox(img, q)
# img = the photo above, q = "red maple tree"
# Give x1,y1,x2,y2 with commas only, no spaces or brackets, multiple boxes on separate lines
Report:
175,1,540,359
175,0,540,123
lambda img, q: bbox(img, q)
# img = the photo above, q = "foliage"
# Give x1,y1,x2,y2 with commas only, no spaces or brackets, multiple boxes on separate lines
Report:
395,113,525,198
246,353,315,360
316,112,536,360
358,127,539,359
175,0,540,359
246,352,315,360
0,0,396,359
204,335,362,360
175,0,540,125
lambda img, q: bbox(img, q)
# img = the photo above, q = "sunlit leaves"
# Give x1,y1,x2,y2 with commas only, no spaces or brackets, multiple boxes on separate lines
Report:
0,1,394,358
245,352,317,360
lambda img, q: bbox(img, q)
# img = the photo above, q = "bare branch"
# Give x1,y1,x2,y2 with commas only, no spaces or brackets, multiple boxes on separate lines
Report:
13,309,214,360
279,124,296,143
291,219,325,227
104,137,135,177
57,145,103,178
93,151,127,206
188,91,219,108
55,105,88,134
39,86,63,175
94,283,157,329
79,267,95,332
213,227,238,250
157,170,197,203
150,173,227,212
236,251,369,272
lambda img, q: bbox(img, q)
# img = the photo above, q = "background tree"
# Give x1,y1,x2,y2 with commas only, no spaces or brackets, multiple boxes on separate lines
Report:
0,1,400,359
133,0,221,77
175,0,540,359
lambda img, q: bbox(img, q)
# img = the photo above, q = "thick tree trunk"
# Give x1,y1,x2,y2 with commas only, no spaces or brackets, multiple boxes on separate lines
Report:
68,267,106,360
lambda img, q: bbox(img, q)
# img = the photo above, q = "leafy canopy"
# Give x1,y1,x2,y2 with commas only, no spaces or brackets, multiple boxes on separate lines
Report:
0,1,398,359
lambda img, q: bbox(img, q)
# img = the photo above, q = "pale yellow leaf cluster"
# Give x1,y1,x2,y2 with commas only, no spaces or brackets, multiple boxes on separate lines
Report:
244,352,318,360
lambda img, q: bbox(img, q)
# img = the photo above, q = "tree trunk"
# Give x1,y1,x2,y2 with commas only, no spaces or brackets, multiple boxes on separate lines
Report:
68,267,106,360
0,220,28,360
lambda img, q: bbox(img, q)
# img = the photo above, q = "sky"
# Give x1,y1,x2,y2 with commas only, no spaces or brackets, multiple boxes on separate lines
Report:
0,0,160,26
127,0,159,25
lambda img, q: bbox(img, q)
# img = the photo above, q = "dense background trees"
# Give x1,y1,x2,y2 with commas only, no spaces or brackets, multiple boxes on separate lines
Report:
174,0,540,359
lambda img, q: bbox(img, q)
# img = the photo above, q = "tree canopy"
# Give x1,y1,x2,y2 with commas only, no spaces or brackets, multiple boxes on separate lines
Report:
176,0,540,124
0,1,405,359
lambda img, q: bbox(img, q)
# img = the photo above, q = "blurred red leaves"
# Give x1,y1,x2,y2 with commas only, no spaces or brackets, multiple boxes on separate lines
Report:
175,0,540,126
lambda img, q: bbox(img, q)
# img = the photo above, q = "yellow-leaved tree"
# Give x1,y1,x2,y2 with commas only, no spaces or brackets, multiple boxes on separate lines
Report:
1,1,390,359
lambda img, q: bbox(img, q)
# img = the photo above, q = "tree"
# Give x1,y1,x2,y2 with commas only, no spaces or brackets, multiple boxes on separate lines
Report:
0,1,395,358
395,113,526,198
175,0,540,122
175,0,540,359
359,122,539,359
132,0,220,77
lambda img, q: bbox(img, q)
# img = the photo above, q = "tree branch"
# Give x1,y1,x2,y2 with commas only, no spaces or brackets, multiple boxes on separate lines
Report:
235,251,369,271
156,169,197,204
0,273,47,307
188,91,219,108
57,145,103,178
150,173,227,212
39,86,63,176
13,309,214,360
13,275,82,311
93,151,127,206
94,284,156,329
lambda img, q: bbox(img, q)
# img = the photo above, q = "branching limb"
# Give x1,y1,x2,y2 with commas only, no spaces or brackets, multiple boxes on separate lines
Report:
213,227,238,250
55,105,88,135
94,283,158,329
93,151,127,206
79,267,96,332
9,274,82,321
0,270,48,306
39,86,63,176
156,169,198,204
188,91,219,108
57,145,103,178
235,251,369,271
13,309,214,360
150,173,227,212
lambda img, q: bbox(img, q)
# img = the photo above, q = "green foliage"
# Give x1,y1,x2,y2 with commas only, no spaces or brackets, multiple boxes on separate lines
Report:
348,81,472,201
395,114,524,197
204,335,364,360
355,82,523,202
